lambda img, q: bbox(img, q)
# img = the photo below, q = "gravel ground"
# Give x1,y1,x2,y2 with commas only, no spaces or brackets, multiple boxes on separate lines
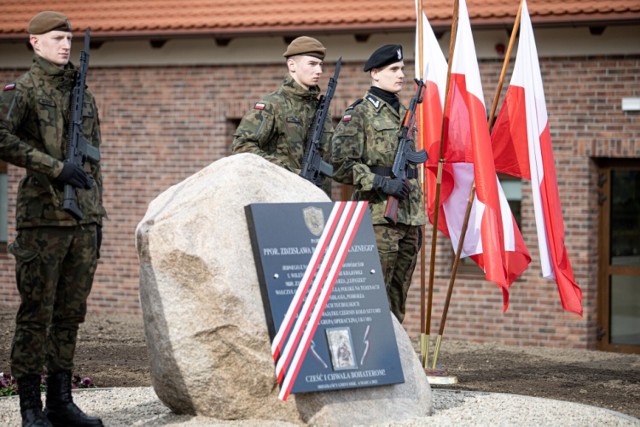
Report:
0,387,638,426
2,306,639,425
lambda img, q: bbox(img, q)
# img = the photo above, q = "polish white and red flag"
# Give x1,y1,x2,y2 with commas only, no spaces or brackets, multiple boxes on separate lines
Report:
491,0,582,315
414,1,447,158
417,0,530,309
414,1,452,232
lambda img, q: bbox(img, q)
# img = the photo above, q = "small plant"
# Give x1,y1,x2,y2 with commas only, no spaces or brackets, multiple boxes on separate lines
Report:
72,375,96,389
0,371,96,396
0,372,17,396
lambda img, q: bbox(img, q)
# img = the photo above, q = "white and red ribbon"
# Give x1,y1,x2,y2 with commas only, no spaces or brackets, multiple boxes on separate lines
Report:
271,201,368,400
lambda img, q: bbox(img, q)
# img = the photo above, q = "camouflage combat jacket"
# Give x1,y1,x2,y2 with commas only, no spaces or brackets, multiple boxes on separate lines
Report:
331,91,426,226
231,74,333,180
0,55,106,228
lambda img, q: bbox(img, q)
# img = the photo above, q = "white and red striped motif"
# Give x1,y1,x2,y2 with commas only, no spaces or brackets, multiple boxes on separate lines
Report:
273,201,368,401
271,202,346,360
274,202,356,378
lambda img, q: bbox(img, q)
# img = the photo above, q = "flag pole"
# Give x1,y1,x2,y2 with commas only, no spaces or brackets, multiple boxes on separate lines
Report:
424,0,459,370
488,0,523,126
430,0,524,370
416,0,429,368
431,182,475,368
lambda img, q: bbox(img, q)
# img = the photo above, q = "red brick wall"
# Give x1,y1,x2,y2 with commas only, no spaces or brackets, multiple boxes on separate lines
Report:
1,54,638,348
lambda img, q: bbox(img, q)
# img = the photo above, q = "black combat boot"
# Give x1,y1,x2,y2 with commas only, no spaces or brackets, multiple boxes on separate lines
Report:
17,374,52,427
44,370,103,427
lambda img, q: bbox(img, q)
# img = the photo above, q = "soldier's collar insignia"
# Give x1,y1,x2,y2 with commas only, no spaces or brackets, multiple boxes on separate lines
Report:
366,94,380,108
254,102,266,110
3,83,16,91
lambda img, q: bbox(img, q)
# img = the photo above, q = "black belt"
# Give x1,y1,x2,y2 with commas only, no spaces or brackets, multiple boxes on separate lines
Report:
370,166,418,179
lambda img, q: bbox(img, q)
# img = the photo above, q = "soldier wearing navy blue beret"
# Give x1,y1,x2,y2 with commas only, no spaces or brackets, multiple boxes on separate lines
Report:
332,44,426,323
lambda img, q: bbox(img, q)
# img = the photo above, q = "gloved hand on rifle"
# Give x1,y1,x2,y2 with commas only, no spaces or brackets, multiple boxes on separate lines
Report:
373,174,410,200
56,163,94,189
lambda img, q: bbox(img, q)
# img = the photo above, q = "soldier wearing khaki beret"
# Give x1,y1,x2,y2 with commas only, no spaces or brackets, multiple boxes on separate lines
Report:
232,36,335,195
0,11,105,427
331,44,426,323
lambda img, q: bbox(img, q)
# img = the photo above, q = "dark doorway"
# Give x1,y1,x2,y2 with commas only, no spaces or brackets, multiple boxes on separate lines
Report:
597,159,640,353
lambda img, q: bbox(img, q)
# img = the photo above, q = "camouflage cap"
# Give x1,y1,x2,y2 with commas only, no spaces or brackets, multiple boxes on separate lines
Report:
28,11,72,35
283,36,326,60
364,44,403,72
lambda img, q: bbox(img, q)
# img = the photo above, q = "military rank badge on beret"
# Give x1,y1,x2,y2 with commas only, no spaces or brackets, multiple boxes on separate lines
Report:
254,102,266,110
3,83,16,91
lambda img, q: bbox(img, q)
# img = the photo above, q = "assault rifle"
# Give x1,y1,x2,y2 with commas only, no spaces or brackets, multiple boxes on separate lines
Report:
383,79,428,225
63,28,100,221
300,57,342,187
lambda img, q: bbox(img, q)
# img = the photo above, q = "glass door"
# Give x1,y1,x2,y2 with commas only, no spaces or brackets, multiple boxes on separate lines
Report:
598,161,640,352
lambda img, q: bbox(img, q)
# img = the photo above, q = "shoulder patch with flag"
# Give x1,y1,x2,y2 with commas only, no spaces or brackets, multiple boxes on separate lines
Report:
341,114,352,122
254,102,266,110
4,83,16,91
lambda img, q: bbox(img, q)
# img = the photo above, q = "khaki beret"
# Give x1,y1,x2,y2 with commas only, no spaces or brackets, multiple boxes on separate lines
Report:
283,36,326,60
364,44,403,72
28,11,72,35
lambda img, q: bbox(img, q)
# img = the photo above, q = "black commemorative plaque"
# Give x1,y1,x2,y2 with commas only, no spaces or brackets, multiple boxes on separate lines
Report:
245,202,404,397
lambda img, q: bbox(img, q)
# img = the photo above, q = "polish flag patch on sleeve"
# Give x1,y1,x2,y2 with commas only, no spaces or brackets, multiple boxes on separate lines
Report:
342,114,352,122
254,102,266,110
3,83,16,91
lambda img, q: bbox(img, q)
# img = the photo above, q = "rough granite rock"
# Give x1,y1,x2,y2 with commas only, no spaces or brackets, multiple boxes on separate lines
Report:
135,153,431,425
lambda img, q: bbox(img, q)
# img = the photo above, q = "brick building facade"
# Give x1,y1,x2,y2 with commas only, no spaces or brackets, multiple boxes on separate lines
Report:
0,16,639,351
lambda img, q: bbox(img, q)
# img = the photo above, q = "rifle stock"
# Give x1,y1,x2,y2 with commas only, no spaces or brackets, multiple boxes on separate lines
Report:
385,196,400,224
384,79,428,225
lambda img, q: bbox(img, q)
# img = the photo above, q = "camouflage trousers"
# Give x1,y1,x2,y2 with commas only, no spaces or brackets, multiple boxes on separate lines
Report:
374,223,420,323
9,225,98,379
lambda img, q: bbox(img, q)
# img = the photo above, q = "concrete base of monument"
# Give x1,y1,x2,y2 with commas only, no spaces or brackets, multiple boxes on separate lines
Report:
425,367,459,385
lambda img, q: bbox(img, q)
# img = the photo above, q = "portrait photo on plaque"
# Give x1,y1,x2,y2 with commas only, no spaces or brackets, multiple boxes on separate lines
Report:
326,327,358,370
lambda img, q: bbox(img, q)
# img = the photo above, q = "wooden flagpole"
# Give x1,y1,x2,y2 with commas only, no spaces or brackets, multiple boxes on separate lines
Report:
424,0,459,369
488,0,523,127
416,0,429,367
430,0,524,370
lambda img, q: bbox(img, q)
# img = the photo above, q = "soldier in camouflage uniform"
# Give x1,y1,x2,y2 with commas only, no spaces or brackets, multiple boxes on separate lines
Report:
331,45,426,323
231,36,334,195
0,11,106,427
